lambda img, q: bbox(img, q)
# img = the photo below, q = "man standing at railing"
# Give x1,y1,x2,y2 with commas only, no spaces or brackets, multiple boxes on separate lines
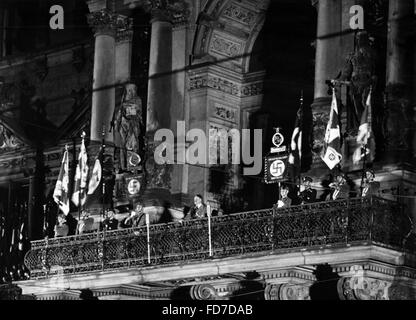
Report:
362,170,380,198
299,176,317,204
277,185,292,208
185,194,207,220
328,173,350,200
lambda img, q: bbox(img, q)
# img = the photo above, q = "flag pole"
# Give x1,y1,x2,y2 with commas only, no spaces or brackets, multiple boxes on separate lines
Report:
298,90,303,191
359,86,372,197
101,124,106,228
78,132,86,222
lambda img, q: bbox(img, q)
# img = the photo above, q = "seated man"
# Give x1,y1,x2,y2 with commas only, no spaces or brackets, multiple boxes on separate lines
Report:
77,211,95,235
362,169,380,197
277,184,292,208
299,176,317,204
54,214,69,237
101,210,119,231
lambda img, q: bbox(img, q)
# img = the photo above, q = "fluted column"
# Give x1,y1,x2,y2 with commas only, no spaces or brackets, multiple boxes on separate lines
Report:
384,0,414,158
310,0,342,165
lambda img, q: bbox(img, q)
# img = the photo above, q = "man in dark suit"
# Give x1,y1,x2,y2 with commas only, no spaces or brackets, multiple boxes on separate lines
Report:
185,194,206,219
362,170,380,197
300,176,317,204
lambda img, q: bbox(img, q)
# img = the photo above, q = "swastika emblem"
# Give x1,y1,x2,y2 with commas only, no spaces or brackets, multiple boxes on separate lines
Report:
270,160,285,177
329,153,335,161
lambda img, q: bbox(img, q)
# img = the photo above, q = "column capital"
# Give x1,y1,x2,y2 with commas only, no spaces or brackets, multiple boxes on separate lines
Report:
87,9,131,37
116,17,134,42
135,0,190,24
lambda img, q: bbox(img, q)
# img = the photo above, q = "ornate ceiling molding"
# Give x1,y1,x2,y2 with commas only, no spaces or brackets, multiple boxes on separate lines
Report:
192,0,270,73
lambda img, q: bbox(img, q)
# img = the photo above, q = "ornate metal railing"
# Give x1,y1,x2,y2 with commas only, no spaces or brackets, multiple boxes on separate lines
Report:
24,197,416,279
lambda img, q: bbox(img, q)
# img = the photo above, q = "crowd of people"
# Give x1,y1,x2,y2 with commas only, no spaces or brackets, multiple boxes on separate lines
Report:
275,169,380,208
53,194,211,238
52,171,381,237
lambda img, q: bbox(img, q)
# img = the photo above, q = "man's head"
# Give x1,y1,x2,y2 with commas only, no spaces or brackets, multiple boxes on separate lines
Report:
336,173,346,184
194,194,203,207
57,214,66,224
365,170,375,181
107,210,115,219
135,203,143,213
302,176,313,189
280,185,289,198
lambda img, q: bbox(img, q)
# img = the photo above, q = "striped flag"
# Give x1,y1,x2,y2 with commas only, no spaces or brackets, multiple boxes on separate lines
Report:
72,134,89,207
353,90,374,164
53,147,70,215
321,89,342,170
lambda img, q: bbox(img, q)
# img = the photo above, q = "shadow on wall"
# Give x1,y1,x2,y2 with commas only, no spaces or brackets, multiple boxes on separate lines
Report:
309,264,341,300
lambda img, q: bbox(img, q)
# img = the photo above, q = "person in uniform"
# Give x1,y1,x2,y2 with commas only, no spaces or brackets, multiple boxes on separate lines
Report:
185,194,207,219
299,176,317,204
362,169,380,197
328,173,350,200
101,210,119,231
277,185,292,208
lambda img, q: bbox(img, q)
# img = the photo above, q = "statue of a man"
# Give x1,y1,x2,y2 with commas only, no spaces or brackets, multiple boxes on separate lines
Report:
113,84,143,171
338,31,377,132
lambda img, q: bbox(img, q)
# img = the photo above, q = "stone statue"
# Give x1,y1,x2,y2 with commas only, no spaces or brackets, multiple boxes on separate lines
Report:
113,84,143,171
338,31,377,133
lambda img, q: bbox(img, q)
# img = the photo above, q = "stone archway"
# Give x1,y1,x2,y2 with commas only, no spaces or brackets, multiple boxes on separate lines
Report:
192,0,270,73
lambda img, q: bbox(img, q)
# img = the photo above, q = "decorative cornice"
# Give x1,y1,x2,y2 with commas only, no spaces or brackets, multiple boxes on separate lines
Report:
189,73,263,97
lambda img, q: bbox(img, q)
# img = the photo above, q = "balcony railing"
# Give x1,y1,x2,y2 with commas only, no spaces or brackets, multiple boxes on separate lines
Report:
24,197,416,279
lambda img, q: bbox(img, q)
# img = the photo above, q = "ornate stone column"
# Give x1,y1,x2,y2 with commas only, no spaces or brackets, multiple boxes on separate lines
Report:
87,9,118,144
143,0,187,207
310,0,342,168
87,8,131,211
384,0,414,159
